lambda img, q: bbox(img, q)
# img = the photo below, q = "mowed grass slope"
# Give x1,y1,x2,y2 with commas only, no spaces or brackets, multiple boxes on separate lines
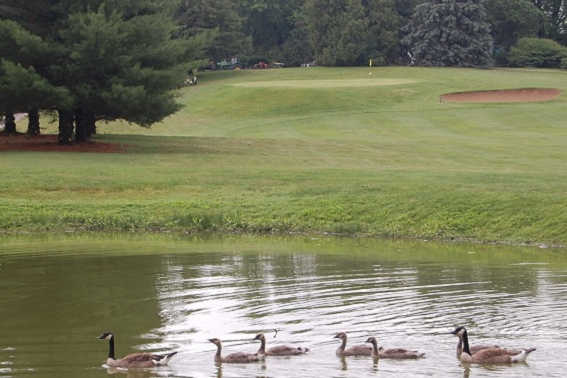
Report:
2,67,567,244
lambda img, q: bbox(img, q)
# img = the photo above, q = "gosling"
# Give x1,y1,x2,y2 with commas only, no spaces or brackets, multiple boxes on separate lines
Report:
334,332,372,356
208,338,265,363
254,333,309,356
365,337,425,359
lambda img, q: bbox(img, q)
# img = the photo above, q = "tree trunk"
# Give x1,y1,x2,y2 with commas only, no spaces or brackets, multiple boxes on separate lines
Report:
86,111,96,137
27,109,40,136
58,109,74,145
2,111,17,135
74,108,88,143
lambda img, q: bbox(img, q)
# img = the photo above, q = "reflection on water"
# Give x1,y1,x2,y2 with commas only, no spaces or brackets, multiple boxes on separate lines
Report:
1,235,567,377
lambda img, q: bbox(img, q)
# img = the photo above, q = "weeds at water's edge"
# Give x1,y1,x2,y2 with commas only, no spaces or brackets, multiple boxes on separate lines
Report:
0,214,563,249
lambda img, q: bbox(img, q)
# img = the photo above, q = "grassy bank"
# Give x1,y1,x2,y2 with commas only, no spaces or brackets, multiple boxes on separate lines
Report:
2,67,567,245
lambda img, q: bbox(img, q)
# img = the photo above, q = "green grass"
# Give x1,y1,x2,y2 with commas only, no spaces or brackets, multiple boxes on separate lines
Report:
3,66,567,244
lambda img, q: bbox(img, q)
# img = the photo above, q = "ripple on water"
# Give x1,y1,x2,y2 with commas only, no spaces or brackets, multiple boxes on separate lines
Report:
2,241,567,378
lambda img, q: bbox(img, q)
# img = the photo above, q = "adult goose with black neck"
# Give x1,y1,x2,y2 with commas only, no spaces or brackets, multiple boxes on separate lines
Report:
451,326,535,364
453,329,522,358
97,332,177,368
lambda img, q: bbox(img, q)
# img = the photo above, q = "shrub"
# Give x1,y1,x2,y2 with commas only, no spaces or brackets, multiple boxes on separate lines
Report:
507,38,567,68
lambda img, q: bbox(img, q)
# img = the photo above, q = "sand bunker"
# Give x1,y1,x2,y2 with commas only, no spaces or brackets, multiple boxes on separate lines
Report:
233,78,417,88
441,88,561,103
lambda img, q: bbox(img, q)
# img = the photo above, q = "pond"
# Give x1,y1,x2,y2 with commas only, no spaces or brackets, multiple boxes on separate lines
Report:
0,235,566,377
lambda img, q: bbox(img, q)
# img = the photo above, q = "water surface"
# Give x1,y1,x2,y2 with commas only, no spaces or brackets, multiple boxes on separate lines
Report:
0,235,566,377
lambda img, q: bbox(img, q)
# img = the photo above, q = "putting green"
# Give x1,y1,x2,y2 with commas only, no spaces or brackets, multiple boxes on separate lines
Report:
232,78,417,88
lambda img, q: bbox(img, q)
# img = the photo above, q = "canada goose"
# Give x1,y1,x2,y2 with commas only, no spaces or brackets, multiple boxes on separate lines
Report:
451,328,510,358
451,326,535,364
97,332,177,369
254,333,309,356
334,332,372,357
365,337,425,359
208,338,265,363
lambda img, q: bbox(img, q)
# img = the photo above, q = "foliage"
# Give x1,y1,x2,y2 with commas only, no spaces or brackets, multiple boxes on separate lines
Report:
485,0,542,58
0,60,69,114
0,20,70,114
0,0,52,34
239,0,302,58
507,37,567,67
281,11,314,66
403,0,494,67
4,0,567,145
0,0,197,142
532,0,567,42
365,0,401,64
305,0,368,66
175,0,251,61
59,5,188,125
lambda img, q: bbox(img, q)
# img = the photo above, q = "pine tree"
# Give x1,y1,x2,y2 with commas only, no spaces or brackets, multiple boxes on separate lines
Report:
1,0,199,144
0,19,70,135
403,0,493,67
0,0,51,34
57,3,192,142
0,59,69,135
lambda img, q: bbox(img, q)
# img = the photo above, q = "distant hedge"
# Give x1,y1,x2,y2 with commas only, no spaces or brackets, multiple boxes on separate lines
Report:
508,37,567,68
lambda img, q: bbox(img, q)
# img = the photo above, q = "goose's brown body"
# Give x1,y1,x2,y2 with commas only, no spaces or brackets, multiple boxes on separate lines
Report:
366,337,425,359
105,352,176,369
455,339,521,359
255,333,309,356
98,332,176,369
334,332,372,357
451,327,535,364
209,338,264,363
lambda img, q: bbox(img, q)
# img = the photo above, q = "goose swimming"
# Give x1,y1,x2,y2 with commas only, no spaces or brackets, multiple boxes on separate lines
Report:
334,332,372,357
97,332,177,369
451,326,535,364
254,333,309,356
208,338,265,363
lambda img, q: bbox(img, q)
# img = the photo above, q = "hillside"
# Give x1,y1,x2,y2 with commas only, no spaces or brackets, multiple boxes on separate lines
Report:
2,67,567,245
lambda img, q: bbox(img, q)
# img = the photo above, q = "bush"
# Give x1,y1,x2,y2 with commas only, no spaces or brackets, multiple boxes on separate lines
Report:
507,38,567,68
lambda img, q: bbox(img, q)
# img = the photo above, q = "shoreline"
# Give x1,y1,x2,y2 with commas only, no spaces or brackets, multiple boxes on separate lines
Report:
0,228,563,250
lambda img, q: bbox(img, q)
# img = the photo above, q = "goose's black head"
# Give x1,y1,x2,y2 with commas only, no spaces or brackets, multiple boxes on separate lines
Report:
365,337,377,344
451,326,467,337
208,338,221,346
98,332,114,341
253,333,265,341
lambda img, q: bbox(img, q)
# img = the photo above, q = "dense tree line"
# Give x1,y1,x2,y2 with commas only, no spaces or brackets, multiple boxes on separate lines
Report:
1,0,566,142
